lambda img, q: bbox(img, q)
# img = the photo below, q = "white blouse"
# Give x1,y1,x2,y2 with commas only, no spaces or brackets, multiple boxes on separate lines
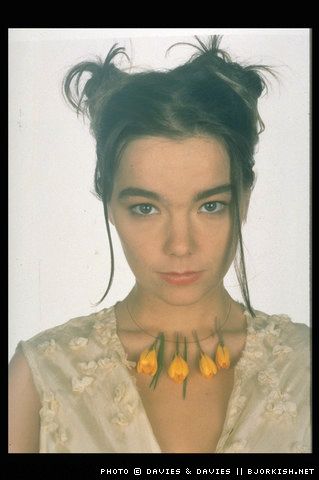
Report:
19,304,311,453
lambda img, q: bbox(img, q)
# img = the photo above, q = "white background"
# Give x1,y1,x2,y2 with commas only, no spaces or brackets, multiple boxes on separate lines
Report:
9,28,310,360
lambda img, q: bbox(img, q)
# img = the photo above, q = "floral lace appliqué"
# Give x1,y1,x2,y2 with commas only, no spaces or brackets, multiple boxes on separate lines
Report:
39,391,68,445
258,367,280,388
97,356,119,373
93,320,118,348
264,322,282,348
40,391,59,433
37,339,58,355
228,395,247,420
69,336,89,350
111,382,139,426
93,320,107,331
77,361,98,376
272,344,293,357
236,330,264,381
265,389,297,419
72,375,94,393
113,349,136,369
92,315,137,371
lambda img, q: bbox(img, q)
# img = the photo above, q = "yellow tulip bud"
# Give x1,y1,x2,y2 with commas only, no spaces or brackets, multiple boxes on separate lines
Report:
137,348,158,376
199,352,218,378
215,343,231,369
168,354,189,384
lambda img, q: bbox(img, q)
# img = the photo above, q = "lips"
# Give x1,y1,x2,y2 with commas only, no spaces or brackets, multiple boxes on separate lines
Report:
158,271,203,286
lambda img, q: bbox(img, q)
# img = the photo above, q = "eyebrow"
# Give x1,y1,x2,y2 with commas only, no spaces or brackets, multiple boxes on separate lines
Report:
117,184,232,203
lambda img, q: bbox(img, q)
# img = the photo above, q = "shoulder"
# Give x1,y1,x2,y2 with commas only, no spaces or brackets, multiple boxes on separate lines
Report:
17,305,119,394
9,346,38,386
21,305,117,352
9,348,41,452
251,309,310,350
248,310,311,371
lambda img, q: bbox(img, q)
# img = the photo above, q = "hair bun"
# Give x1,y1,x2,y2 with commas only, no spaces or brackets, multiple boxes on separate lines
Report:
175,36,269,106
63,44,129,119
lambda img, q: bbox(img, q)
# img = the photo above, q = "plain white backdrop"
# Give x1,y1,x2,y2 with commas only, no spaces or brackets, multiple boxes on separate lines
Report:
9,28,310,360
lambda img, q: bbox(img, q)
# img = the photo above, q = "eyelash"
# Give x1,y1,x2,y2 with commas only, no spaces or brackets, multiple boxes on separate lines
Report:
198,201,226,214
129,201,226,216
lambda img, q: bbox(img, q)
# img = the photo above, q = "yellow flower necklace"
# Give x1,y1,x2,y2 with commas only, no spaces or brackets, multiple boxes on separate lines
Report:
126,301,232,399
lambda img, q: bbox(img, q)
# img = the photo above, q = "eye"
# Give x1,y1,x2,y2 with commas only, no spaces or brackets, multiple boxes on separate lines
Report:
130,203,159,216
199,201,225,214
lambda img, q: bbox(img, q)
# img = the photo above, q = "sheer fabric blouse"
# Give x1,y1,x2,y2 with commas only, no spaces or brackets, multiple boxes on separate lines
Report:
18,305,311,453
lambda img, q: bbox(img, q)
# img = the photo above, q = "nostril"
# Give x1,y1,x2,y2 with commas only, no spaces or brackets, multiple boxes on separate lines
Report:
164,233,195,257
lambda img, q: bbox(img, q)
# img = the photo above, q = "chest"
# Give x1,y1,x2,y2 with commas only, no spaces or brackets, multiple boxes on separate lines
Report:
132,367,235,453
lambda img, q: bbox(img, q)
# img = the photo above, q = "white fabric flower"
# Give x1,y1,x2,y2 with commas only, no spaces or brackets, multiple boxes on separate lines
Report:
95,326,118,346
272,344,293,356
93,320,106,331
72,376,94,393
244,349,263,359
97,357,118,372
258,367,279,387
111,382,139,427
114,383,128,404
77,361,97,376
265,322,281,337
265,390,297,418
55,428,68,444
69,337,89,350
112,349,136,369
37,339,57,355
111,411,132,426
39,392,68,445
39,391,60,433
237,357,259,379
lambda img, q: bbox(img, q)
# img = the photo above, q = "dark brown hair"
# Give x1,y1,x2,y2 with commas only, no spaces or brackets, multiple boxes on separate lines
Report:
63,35,274,316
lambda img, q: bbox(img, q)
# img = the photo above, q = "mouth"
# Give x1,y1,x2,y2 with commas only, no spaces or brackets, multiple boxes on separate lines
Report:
158,271,203,286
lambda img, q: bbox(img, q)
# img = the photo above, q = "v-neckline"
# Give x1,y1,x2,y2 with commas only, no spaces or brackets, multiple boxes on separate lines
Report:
109,302,255,454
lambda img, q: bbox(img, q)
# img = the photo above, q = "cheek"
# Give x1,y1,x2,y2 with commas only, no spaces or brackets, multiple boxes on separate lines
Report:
122,236,155,260
197,220,234,272
198,217,232,248
115,221,160,264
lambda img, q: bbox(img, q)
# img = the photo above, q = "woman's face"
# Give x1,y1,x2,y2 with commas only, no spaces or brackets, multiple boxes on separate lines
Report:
108,136,239,306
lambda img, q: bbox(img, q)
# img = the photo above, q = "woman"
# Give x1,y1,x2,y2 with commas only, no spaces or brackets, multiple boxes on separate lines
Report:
9,35,310,453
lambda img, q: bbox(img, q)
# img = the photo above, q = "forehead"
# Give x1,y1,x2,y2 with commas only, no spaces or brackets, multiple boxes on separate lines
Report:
114,136,230,195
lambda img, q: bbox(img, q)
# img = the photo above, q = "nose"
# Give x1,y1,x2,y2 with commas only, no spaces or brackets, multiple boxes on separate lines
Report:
163,213,196,257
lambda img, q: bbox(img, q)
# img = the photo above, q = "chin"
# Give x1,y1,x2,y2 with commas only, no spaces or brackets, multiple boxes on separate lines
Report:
154,285,216,307
161,297,203,307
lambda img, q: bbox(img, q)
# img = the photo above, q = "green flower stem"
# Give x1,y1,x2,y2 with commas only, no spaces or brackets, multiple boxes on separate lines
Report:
175,332,180,355
149,332,165,390
192,330,203,353
183,336,188,400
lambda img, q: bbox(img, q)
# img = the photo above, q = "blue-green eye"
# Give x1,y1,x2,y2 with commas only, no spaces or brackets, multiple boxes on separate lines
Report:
130,204,159,216
199,201,225,214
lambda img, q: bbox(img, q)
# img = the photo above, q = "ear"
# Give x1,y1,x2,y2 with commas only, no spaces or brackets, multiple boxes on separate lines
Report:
107,204,114,225
240,189,251,223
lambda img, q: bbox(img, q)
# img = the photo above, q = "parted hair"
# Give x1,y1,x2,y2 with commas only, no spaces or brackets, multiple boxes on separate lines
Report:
63,35,274,315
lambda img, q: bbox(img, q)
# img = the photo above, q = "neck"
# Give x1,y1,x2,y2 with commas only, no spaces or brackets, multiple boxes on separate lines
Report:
125,283,235,338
